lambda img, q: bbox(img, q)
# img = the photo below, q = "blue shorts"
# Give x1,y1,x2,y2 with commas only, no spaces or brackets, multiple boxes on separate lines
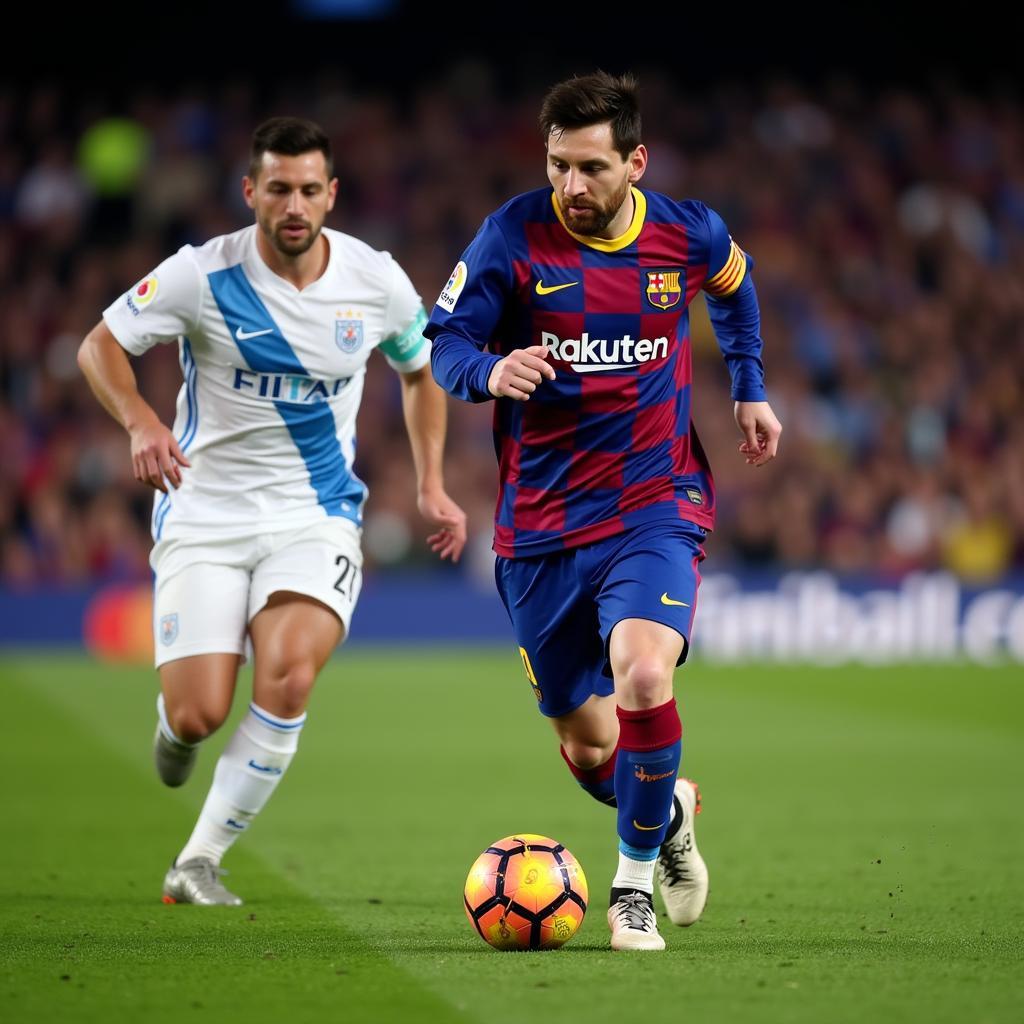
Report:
494,520,706,718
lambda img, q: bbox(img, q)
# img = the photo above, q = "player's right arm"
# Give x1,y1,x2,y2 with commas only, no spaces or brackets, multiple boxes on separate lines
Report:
78,321,191,492
425,216,554,403
78,250,202,492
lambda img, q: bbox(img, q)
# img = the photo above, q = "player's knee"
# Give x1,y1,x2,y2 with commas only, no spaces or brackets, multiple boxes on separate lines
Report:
168,703,230,743
262,659,317,718
561,739,615,772
615,657,673,709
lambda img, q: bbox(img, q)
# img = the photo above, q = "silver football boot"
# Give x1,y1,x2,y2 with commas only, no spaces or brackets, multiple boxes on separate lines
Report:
162,857,243,906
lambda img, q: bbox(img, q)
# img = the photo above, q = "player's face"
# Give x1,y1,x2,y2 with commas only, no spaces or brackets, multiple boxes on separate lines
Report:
546,123,647,237
244,151,338,257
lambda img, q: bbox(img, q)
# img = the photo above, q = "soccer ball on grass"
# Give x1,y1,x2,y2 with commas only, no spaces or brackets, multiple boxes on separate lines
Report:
463,834,588,950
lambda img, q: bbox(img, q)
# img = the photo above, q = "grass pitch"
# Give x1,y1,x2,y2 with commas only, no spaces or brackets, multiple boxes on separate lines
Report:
1,651,1021,1023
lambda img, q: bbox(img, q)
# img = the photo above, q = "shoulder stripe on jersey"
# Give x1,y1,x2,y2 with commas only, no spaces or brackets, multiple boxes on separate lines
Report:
207,264,364,525
705,240,747,297
207,266,307,375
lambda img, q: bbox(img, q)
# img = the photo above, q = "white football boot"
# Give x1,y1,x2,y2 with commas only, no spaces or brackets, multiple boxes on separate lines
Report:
656,777,709,926
607,890,665,951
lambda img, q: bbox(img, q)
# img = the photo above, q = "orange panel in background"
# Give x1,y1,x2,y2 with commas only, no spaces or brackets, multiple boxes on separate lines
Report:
82,585,154,664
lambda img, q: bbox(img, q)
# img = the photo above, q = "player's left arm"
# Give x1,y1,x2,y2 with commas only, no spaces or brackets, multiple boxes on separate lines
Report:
700,204,782,468
381,259,468,562
397,363,467,563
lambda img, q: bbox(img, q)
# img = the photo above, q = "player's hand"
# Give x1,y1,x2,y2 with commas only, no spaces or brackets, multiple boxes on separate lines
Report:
487,345,556,401
129,415,191,492
417,486,468,563
735,400,782,467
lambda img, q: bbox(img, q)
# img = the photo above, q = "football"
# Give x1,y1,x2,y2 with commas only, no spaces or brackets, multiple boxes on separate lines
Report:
463,834,588,950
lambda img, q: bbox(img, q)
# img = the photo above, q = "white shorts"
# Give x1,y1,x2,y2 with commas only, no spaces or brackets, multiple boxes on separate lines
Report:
151,519,363,668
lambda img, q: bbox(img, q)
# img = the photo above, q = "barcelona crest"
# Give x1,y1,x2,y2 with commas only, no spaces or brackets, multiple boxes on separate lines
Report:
335,319,364,353
645,270,683,310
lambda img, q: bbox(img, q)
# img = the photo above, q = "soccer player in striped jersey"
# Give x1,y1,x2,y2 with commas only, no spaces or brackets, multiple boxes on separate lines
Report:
426,73,781,950
78,117,466,905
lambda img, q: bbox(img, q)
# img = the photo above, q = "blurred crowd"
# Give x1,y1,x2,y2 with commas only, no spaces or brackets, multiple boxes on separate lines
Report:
1,67,1022,588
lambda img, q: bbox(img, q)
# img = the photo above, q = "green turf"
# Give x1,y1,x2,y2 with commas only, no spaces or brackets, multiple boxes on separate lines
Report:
0,651,1021,1024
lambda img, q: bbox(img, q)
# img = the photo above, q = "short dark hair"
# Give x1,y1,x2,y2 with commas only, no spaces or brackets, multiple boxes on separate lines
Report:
538,71,641,160
249,117,333,180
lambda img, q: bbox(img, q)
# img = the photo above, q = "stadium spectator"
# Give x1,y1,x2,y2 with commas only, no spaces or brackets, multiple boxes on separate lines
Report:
1,75,1022,585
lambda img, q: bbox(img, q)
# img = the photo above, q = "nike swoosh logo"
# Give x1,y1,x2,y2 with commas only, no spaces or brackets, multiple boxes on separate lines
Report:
633,820,665,831
235,326,274,340
660,593,690,607
535,280,578,296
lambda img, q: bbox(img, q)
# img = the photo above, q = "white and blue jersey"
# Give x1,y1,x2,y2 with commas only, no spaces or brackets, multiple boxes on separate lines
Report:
103,224,430,541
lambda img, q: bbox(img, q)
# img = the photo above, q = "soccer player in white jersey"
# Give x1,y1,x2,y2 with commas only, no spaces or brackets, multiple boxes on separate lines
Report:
77,117,467,905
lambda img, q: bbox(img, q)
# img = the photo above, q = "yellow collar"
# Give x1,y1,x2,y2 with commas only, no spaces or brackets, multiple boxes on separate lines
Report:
550,187,646,252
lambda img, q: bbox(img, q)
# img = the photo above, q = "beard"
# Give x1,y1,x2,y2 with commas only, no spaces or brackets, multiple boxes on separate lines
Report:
258,214,321,256
560,175,632,235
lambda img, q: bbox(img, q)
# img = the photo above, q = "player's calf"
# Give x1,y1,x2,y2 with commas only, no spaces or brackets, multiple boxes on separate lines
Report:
614,700,682,851
154,694,200,787
174,702,305,867
153,724,199,788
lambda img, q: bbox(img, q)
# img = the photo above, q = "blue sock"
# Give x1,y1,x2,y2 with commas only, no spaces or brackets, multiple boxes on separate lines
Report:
614,700,683,850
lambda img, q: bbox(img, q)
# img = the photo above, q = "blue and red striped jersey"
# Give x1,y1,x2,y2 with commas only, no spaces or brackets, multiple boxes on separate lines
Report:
426,186,766,559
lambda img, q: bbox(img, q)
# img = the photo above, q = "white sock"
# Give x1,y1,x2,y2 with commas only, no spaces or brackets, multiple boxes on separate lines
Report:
176,703,306,866
156,693,197,748
612,850,657,894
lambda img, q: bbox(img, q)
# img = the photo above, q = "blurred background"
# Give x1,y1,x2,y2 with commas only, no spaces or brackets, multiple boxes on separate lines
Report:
1,2,1021,660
